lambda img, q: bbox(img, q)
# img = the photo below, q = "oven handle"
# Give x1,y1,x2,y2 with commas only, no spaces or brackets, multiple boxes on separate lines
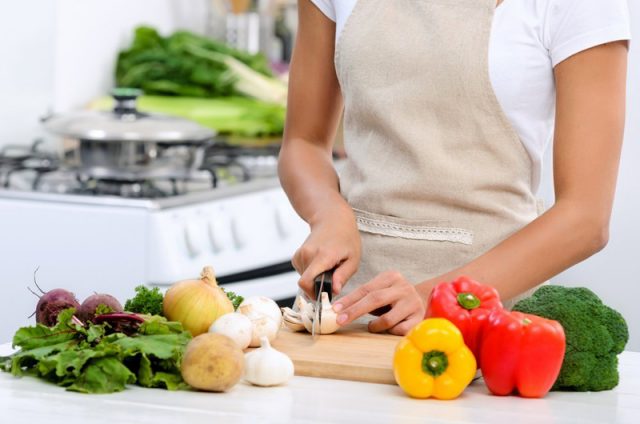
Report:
216,261,295,285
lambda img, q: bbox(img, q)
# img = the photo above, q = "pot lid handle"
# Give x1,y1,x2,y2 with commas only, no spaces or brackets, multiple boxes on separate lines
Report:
112,87,143,115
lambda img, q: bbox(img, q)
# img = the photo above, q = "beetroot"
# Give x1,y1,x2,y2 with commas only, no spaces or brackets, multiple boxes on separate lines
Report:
93,312,145,335
78,294,124,323
34,288,81,326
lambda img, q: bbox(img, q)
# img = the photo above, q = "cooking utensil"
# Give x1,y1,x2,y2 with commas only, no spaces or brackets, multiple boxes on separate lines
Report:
311,269,334,339
43,88,216,181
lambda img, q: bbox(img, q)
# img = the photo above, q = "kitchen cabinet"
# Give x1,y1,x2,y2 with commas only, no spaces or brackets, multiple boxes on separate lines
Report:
1,343,638,423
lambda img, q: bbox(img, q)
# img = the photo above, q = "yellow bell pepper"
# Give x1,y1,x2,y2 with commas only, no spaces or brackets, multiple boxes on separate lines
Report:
393,318,476,400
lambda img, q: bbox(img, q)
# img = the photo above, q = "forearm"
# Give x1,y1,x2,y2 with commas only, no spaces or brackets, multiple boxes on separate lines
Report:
416,202,608,300
278,140,351,226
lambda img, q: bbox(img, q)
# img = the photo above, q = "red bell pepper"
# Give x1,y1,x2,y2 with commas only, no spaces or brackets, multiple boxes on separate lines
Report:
480,309,566,398
426,276,503,359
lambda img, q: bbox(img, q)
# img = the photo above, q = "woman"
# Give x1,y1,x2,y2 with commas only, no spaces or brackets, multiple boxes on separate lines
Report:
278,0,631,335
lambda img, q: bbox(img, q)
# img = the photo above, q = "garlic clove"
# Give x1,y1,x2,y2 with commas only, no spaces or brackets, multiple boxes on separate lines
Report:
244,336,294,387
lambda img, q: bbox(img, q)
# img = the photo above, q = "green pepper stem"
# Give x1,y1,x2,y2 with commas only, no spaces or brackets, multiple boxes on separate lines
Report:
522,318,532,326
422,350,449,377
457,292,481,310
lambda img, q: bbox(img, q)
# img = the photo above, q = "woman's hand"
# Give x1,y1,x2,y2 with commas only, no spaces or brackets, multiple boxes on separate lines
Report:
293,204,361,298
332,271,427,336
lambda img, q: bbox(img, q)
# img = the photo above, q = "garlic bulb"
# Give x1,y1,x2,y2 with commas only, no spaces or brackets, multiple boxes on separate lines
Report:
239,296,283,347
208,312,253,350
244,336,294,387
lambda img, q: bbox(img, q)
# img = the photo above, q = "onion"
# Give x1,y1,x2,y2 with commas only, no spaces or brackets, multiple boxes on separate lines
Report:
163,266,234,336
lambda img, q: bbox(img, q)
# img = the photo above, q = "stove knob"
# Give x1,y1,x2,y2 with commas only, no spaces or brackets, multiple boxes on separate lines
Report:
208,218,230,253
231,217,248,249
184,221,206,258
275,205,292,239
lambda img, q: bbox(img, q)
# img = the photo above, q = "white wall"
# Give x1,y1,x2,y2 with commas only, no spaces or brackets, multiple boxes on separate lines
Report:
0,0,56,143
540,2,640,351
0,0,209,144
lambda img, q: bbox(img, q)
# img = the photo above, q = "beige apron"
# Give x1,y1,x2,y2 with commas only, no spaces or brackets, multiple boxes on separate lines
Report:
335,0,541,307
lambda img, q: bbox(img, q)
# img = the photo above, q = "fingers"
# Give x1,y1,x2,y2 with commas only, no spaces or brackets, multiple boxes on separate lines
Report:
298,250,342,298
332,270,426,334
335,286,398,327
367,304,407,333
333,271,401,312
387,315,424,336
332,258,359,295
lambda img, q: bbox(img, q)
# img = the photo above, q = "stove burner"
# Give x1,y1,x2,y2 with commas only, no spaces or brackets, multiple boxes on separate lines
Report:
1,139,281,199
0,140,59,188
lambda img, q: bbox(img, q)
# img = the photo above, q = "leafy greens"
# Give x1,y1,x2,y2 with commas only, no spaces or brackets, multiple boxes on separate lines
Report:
1,309,191,394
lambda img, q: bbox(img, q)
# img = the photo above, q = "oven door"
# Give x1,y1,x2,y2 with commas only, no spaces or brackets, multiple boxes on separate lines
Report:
216,261,298,307
152,261,298,308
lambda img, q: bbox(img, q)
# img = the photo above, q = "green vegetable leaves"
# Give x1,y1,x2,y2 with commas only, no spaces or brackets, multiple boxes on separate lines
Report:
1,308,192,394
224,290,244,311
113,26,287,137
116,26,283,102
124,285,164,316
68,357,137,394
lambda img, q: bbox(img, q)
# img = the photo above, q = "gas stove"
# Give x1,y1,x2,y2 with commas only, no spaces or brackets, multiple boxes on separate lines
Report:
1,140,280,199
0,140,308,342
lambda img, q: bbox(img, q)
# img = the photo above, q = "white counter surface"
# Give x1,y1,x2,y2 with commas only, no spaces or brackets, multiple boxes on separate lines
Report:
1,343,639,424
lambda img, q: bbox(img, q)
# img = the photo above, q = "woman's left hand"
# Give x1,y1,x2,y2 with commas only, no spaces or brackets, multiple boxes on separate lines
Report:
332,271,427,336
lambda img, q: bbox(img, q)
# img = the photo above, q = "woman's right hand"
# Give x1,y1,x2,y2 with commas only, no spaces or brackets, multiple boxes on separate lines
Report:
293,204,361,298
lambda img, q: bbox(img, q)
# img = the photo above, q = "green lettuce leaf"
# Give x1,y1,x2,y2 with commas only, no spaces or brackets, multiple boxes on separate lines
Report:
2,312,192,394
67,357,136,394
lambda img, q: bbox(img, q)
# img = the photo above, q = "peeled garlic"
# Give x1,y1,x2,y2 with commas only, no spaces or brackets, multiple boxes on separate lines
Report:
244,336,294,387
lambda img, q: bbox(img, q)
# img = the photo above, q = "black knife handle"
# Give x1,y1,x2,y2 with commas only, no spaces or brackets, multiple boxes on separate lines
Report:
313,269,334,302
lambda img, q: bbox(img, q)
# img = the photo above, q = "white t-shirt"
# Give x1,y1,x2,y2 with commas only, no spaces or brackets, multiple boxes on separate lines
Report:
309,0,631,192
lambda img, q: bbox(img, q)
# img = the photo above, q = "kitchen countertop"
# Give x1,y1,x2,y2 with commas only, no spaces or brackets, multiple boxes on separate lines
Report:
1,343,638,424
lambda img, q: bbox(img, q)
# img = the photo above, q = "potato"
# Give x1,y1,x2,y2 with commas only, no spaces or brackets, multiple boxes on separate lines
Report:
181,333,244,392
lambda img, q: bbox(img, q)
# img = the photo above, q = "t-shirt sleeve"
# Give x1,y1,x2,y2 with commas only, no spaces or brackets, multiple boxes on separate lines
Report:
308,0,336,22
545,0,631,67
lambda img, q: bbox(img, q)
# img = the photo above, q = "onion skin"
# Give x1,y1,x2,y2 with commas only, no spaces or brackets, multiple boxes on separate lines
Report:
163,266,234,336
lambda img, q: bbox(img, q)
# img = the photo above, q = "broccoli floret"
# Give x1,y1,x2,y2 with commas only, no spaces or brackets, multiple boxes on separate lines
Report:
513,285,628,392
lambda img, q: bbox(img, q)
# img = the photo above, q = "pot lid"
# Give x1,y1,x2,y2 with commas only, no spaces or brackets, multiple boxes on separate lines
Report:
43,88,215,143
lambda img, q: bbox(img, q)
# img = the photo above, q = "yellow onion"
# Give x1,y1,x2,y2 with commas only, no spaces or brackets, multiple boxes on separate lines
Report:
163,266,234,336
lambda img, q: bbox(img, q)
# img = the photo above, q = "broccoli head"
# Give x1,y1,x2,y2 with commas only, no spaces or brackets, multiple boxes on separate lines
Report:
512,285,628,392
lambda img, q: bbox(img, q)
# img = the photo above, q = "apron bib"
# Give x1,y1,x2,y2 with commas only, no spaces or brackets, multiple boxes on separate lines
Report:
335,0,541,306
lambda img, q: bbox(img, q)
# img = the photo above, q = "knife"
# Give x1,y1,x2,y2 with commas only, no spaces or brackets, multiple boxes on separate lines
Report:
312,269,334,339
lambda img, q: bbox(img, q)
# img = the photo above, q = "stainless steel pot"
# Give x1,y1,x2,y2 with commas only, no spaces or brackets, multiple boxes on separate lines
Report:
43,89,216,180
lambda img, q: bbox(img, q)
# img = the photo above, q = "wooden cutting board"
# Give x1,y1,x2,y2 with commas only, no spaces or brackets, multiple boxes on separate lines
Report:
270,323,402,385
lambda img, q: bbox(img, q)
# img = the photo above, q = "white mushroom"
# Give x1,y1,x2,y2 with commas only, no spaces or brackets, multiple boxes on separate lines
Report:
281,307,305,332
282,294,340,335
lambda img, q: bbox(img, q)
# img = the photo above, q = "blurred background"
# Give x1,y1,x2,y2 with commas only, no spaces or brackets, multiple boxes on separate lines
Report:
0,0,638,351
